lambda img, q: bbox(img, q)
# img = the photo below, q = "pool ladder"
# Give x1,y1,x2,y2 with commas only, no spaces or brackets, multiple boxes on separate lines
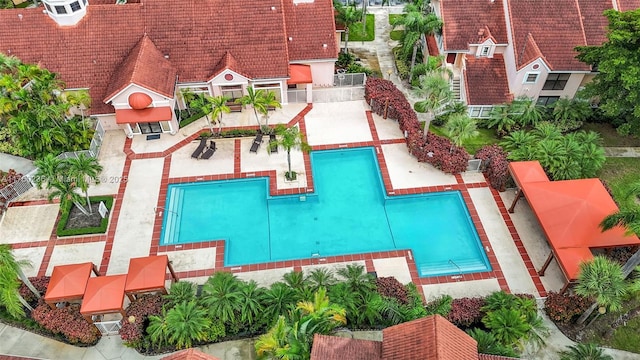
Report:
448,259,463,279
154,207,179,217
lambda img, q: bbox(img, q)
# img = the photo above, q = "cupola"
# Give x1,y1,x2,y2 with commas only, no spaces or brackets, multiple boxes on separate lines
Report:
42,0,88,26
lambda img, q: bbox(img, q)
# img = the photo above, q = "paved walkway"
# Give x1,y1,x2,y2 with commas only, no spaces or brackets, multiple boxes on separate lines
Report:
604,147,640,157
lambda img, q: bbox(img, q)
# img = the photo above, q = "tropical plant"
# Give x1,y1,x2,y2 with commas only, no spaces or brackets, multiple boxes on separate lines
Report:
511,96,546,127
209,95,231,135
413,72,453,137
432,100,467,127
259,91,282,128
336,264,376,296
444,113,478,152
164,281,197,308
551,97,591,131
65,89,91,125
600,180,640,237
163,300,211,349
559,343,613,360
65,153,102,214
189,93,215,133
392,4,442,83
238,280,266,331
486,104,517,135
262,282,298,327
467,328,519,357
575,256,628,324
271,124,311,181
0,244,38,318
334,1,363,53
306,268,337,292
483,308,530,348
200,271,243,326
237,86,268,128
296,287,347,334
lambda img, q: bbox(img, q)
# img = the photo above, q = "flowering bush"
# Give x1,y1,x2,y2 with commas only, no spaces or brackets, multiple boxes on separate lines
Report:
376,277,409,305
19,276,50,303
119,294,165,346
365,78,469,174
0,169,22,188
474,144,510,191
31,302,101,345
447,297,486,328
544,291,591,324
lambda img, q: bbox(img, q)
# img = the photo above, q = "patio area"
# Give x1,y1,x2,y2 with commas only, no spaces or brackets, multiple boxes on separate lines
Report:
0,100,564,303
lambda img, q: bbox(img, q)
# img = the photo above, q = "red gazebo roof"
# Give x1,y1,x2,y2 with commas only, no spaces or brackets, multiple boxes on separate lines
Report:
125,255,169,294
509,161,640,281
44,262,94,304
80,275,127,316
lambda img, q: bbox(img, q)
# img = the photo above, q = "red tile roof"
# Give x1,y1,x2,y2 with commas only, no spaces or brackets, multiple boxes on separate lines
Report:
617,0,640,11
209,51,250,81
381,315,479,360
0,0,336,114
310,334,383,360
508,0,590,71
464,54,511,105
578,0,614,46
284,0,339,61
104,35,177,101
440,0,508,51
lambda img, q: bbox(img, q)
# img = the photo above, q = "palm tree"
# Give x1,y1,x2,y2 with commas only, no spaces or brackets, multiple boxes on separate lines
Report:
482,308,530,348
334,2,363,54
552,97,591,125
467,328,519,357
336,264,376,296
444,113,478,152
259,91,282,129
511,96,545,128
236,86,267,128
189,93,215,133
500,130,536,160
33,154,64,190
200,271,243,326
262,282,298,326
413,73,453,138
600,180,640,237
254,316,294,359
65,90,91,128
296,287,347,333
163,301,211,349
560,343,613,360
393,4,442,83
486,104,517,136
48,178,90,216
0,244,39,318
305,268,337,292
271,125,311,181
164,281,197,308
575,256,628,325
238,280,265,331
65,154,102,215
209,95,231,135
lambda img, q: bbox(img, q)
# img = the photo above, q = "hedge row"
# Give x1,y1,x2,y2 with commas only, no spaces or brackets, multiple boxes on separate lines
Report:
365,78,469,174
56,195,114,237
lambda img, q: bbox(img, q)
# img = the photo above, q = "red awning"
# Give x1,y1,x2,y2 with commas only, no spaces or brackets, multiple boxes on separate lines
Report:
115,106,173,124
509,161,640,281
287,64,313,85
80,275,127,316
44,262,95,304
125,255,169,294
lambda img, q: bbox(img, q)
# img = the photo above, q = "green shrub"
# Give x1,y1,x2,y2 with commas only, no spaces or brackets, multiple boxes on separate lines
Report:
346,63,372,75
219,129,258,138
393,47,410,80
179,110,205,128
390,30,403,41
56,195,113,237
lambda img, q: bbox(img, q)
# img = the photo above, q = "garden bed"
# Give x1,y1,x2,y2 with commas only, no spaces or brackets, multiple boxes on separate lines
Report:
56,196,113,237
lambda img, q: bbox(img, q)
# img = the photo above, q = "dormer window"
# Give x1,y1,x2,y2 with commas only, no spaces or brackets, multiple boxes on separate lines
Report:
45,3,52,12
70,1,81,12
55,5,67,14
480,46,490,57
43,0,88,25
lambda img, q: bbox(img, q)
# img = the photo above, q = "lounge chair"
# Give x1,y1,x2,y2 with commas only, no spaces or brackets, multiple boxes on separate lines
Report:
201,140,217,159
250,133,263,153
269,134,278,154
191,138,207,159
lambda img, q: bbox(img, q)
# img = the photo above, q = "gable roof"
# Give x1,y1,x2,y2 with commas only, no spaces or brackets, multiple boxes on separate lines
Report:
209,51,250,81
0,0,336,114
578,0,614,46
104,35,177,101
381,315,478,360
464,54,511,105
508,0,590,71
440,0,508,51
310,334,382,360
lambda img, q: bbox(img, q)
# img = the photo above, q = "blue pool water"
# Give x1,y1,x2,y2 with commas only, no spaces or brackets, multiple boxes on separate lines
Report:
161,147,491,277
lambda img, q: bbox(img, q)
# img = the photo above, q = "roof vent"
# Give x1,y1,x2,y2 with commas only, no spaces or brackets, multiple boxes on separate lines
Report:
288,37,293,41
164,54,169,59
271,6,276,10
18,14,23,20
322,44,327,48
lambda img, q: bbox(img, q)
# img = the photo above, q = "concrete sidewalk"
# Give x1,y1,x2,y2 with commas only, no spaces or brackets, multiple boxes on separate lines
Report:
604,147,640,157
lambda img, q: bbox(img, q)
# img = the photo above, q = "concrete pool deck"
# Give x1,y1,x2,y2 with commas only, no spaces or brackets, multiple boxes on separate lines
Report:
1,100,563,302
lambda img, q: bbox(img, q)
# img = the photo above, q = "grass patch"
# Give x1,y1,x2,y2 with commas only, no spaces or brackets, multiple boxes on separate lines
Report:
598,157,640,204
389,14,403,25
429,126,498,155
611,316,640,353
56,195,114,237
390,30,403,41
582,122,640,147
342,14,375,42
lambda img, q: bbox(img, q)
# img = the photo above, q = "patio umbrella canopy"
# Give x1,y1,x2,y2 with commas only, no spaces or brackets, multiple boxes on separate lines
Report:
44,262,97,306
509,161,640,281
80,274,127,317
125,255,172,295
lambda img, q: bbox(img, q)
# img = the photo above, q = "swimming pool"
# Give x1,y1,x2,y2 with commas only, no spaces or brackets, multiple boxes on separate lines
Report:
161,147,491,277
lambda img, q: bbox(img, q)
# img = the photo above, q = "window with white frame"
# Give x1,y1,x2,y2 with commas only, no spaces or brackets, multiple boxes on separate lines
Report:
253,83,281,102
480,46,490,57
54,5,67,14
70,1,81,12
523,72,539,84
542,73,570,90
